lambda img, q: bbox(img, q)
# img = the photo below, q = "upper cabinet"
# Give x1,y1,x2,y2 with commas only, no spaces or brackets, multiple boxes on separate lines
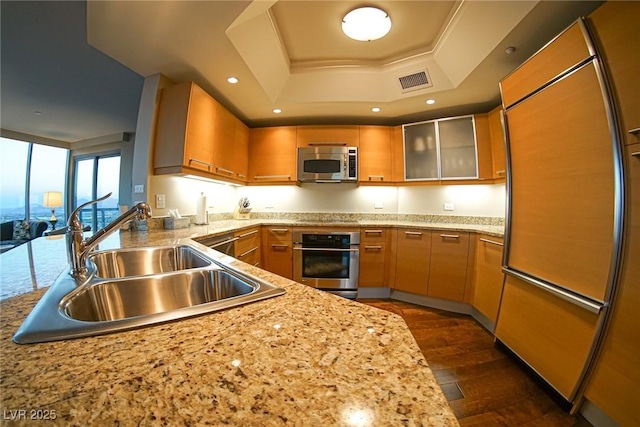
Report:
153,81,248,184
154,82,216,176
359,126,393,183
296,125,360,147
248,126,297,184
487,106,506,179
403,115,479,181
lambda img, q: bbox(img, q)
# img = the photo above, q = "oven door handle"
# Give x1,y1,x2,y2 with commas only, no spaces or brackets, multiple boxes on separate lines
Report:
293,247,359,252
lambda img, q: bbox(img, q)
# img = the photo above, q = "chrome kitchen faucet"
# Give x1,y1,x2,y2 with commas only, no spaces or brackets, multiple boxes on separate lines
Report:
66,193,152,278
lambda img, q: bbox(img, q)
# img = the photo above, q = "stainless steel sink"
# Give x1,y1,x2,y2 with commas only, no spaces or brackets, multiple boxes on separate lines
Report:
13,241,285,344
90,245,212,278
65,269,254,321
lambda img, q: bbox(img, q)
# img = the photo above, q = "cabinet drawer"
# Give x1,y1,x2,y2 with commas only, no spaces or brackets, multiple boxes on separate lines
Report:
428,232,470,301
266,227,292,244
360,228,388,242
234,227,260,265
495,275,599,399
473,235,505,323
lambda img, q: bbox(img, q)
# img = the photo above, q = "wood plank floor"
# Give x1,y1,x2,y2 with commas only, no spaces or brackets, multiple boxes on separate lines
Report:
358,299,593,427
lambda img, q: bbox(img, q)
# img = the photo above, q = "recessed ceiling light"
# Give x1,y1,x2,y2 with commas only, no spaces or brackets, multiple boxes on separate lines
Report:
342,7,391,42
426,99,436,105
505,46,516,55
273,108,282,114
227,77,239,84
371,107,381,113
34,111,42,116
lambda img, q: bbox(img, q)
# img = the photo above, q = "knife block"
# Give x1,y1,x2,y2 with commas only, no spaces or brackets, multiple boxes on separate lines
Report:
233,206,251,220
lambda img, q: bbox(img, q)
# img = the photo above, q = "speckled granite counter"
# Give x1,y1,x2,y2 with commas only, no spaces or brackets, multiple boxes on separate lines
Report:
0,216,502,425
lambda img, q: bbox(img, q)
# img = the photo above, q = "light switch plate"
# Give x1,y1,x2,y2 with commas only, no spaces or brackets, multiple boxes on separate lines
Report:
156,194,166,209
444,202,454,211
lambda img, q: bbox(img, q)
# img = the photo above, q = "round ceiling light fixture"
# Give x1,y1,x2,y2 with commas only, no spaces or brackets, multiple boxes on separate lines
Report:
342,7,391,42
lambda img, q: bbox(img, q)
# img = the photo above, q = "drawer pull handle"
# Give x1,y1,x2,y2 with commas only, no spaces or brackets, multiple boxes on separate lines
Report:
188,158,213,170
254,175,291,180
238,230,259,238
440,234,459,239
364,245,382,250
368,175,384,180
480,238,504,246
238,247,258,258
216,167,235,176
270,228,289,233
629,127,640,136
404,231,423,236
364,230,383,234
271,244,289,248
631,151,640,158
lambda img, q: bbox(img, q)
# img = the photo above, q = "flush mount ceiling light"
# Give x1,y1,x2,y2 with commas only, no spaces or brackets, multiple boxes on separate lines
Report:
342,7,391,42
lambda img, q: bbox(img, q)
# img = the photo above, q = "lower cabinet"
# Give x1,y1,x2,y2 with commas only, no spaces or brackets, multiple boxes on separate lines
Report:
427,232,470,301
472,235,505,323
394,229,431,295
358,228,391,287
261,227,293,279
495,275,600,399
234,227,260,267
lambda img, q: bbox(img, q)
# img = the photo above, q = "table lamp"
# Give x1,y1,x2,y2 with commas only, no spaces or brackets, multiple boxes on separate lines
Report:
43,191,63,230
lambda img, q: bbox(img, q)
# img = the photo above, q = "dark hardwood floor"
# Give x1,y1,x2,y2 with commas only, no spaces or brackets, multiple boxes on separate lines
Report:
358,299,593,427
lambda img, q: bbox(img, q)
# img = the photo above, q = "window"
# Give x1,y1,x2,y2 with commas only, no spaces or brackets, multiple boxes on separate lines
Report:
0,137,68,224
74,154,121,231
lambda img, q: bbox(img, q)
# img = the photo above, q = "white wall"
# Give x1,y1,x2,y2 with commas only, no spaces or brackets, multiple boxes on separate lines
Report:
149,175,237,217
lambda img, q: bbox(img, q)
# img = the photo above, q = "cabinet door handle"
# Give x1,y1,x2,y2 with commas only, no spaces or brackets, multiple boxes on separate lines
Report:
631,151,640,158
480,237,504,246
364,245,382,250
238,247,258,258
496,170,506,175
254,175,291,180
364,230,383,234
404,231,423,236
238,230,259,238
368,175,385,181
216,167,235,176
189,158,213,170
271,244,289,248
308,142,347,146
270,228,289,233
629,127,640,137
440,234,460,239
237,173,247,179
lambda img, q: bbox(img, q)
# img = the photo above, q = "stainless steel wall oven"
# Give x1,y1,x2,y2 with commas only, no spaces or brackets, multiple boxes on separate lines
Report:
293,229,360,299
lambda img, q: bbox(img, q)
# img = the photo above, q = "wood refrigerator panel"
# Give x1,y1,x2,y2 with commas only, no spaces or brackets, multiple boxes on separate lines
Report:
505,61,615,302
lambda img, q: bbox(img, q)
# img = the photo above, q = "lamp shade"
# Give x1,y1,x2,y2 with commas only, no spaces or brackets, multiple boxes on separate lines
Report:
342,7,391,41
43,191,63,208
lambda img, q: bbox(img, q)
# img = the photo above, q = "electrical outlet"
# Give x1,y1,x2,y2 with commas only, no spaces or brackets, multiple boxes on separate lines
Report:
134,184,144,194
156,194,166,209
444,202,454,211
374,202,384,209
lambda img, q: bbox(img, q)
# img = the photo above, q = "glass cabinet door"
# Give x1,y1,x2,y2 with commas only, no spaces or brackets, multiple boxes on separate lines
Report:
438,116,478,179
403,121,438,180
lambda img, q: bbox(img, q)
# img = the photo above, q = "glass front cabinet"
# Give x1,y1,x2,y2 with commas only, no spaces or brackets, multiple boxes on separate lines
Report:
403,115,478,181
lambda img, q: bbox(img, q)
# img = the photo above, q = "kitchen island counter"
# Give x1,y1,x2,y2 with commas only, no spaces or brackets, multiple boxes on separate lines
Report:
0,229,459,425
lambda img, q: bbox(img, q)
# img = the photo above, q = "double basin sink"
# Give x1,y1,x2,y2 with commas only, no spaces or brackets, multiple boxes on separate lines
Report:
13,242,285,344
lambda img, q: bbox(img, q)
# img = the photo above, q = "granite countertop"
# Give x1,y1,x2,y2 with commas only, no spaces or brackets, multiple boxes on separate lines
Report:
0,216,501,425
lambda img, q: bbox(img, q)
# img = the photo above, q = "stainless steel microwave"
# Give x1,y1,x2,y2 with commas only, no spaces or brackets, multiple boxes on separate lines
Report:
297,146,358,183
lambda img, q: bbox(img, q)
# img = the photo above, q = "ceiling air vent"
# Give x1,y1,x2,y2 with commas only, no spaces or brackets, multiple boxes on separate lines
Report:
397,70,432,93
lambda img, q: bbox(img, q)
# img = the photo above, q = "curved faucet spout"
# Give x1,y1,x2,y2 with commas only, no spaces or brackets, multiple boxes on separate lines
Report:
66,194,152,279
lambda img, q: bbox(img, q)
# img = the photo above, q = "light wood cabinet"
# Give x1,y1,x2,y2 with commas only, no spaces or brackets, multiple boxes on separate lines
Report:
233,118,249,182
358,228,391,287
296,125,360,147
394,229,431,295
487,106,506,179
588,1,640,144
154,81,246,184
261,226,293,279
234,227,260,267
427,232,470,301
584,143,640,426
495,275,600,400
472,235,505,324
358,126,393,183
248,127,297,184
154,81,216,176
474,113,494,180
391,126,405,182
